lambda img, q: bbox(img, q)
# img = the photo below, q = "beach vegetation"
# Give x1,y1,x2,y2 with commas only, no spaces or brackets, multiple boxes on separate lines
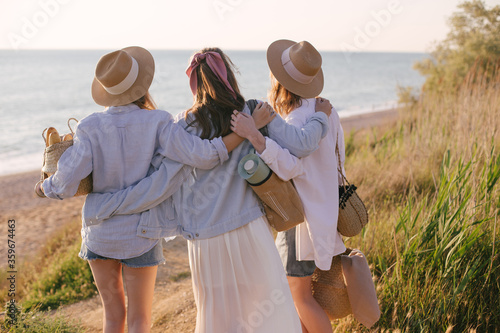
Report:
0,221,96,316
414,0,500,93
335,55,500,331
1,305,85,333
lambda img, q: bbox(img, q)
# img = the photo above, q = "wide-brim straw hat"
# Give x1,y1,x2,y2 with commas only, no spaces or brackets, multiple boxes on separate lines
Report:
91,46,155,106
267,39,324,98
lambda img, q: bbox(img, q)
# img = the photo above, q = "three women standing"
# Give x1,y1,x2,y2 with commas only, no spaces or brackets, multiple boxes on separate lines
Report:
43,41,342,332
82,46,332,332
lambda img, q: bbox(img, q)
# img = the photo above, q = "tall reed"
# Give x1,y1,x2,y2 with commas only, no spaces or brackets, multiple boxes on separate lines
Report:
336,64,500,331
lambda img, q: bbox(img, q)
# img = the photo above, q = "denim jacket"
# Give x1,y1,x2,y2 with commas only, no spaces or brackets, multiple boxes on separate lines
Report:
43,104,228,258
82,102,329,241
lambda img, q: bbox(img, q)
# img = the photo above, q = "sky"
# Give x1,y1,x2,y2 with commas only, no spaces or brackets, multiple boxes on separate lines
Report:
1,0,499,52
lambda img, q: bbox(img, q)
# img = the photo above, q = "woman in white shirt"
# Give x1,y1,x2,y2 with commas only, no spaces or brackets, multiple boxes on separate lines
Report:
231,40,347,333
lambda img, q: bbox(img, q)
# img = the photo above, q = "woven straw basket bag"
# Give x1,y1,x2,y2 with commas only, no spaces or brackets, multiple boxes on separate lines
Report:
311,249,352,320
336,140,368,237
38,118,92,196
337,174,369,237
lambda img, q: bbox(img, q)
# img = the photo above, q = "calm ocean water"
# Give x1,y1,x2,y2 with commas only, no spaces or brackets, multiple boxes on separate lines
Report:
0,50,426,176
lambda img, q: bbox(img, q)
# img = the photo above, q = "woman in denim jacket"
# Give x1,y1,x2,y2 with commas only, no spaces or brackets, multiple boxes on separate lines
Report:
82,47,332,332
40,47,247,333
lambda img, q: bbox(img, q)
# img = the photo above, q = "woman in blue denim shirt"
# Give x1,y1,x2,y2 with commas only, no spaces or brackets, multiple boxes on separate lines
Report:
40,47,248,333
82,48,332,332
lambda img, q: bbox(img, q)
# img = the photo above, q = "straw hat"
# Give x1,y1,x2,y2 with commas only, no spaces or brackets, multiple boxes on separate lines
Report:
267,40,324,98
91,46,155,106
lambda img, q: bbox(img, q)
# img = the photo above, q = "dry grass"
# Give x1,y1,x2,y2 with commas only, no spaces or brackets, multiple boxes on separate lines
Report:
334,65,500,331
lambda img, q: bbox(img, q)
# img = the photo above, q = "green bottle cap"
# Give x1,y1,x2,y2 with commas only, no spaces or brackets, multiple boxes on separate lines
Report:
238,153,271,185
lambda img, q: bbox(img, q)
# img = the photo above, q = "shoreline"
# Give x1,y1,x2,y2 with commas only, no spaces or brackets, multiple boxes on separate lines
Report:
1,107,400,179
340,107,398,133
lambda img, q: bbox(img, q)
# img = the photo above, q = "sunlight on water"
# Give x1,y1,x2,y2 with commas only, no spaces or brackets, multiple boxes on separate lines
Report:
0,50,426,176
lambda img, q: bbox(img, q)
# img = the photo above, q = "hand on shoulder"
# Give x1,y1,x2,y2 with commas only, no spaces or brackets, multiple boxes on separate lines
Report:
315,97,333,117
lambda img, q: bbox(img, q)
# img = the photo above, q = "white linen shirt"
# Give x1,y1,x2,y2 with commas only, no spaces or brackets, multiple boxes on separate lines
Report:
42,104,228,259
259,98,346,270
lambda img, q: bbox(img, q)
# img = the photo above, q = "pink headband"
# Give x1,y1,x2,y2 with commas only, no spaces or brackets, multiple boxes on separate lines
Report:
186,51,237,99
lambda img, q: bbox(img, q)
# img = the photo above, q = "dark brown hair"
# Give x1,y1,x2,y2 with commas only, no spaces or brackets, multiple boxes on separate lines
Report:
186,47,245,139
132,92,157,110
268,73,302,117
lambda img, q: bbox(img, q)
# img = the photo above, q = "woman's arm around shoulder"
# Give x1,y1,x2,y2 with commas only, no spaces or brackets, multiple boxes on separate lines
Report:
266,97,331,158
155,110,229,169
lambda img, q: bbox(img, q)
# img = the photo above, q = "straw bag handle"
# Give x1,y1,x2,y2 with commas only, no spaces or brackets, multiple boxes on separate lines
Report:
335,131,350,188
67,118,78,135
41,118,79,141
37,118,79,197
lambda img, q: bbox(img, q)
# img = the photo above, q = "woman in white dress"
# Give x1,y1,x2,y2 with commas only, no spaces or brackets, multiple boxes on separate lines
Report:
231,40,347,333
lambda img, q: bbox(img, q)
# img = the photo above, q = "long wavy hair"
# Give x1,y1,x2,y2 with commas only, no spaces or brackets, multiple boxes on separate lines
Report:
268,73,302,117
186,48,246,139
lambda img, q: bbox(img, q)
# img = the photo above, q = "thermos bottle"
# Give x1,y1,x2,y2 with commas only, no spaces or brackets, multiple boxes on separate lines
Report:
238,152,272,185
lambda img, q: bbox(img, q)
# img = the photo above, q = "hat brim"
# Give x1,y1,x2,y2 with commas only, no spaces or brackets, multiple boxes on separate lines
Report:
91,46,155,107
267,39,324,99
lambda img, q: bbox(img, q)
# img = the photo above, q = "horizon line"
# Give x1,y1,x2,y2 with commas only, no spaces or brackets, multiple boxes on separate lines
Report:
0,47,429,54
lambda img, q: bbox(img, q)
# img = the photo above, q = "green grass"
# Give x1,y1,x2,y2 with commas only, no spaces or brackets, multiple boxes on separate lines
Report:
0,221,96,330
376,151,500,331
334,67,500,331
21,239,96,311
1,306,86,332
11,221,97,312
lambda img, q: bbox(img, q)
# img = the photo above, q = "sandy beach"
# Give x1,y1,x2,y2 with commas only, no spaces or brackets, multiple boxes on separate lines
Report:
0,109,398,331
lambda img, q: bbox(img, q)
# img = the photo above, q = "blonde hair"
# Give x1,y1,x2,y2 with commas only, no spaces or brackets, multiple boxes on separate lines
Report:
268,73,302,117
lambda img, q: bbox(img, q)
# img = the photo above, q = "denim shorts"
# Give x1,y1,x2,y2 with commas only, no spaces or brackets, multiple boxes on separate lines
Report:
79,240,165,268
275,226,316,277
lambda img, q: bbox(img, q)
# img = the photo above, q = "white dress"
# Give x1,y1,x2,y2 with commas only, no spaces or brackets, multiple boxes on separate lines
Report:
188,216,302,333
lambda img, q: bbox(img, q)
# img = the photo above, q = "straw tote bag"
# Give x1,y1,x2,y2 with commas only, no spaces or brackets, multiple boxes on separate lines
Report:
336,138,368,237
311,248,352,319
36,118,92,197
312,248,381,327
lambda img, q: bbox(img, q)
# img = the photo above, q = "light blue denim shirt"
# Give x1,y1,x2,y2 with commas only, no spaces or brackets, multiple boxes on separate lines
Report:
82,102,329,241
42,104,228,259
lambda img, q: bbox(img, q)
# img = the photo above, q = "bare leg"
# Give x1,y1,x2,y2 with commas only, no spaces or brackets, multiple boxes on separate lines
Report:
287,276,332,333
122,265,158,333
88,259,126,333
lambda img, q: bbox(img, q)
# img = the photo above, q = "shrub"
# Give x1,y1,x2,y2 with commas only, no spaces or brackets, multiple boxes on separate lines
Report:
414,0,500,93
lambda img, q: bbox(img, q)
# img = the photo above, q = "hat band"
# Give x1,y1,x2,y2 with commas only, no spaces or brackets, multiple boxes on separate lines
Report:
281,46,316,85
102,57,139,95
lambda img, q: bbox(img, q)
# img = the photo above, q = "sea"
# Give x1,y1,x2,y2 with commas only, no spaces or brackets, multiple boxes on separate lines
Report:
0,50,426,176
